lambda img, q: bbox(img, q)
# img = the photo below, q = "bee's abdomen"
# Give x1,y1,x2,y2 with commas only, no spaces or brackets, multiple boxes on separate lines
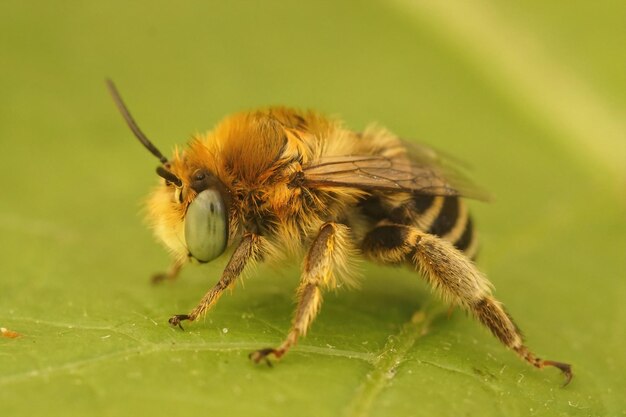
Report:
359,194,477,258
418,195,477,259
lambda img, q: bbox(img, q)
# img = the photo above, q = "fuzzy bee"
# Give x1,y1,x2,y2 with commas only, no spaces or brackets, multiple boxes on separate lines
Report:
107,80,572,384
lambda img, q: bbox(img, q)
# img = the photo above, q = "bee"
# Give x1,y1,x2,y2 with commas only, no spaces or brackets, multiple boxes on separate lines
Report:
106,80,572,384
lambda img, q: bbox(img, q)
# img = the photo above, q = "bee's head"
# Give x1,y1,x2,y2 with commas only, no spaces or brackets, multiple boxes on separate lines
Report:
151,162,231,264
107,79,230,263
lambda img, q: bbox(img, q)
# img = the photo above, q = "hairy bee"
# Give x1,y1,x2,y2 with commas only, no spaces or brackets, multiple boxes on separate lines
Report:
107,80,572,384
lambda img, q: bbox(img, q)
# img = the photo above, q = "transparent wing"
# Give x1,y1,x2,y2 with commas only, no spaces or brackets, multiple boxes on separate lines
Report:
302,139,489,200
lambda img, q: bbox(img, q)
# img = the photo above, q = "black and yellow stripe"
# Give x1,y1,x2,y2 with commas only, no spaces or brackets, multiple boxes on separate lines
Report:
420,196,477,259
359,193,478,259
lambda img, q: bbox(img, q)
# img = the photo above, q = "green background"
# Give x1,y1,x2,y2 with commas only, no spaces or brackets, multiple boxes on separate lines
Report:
1,1,624,416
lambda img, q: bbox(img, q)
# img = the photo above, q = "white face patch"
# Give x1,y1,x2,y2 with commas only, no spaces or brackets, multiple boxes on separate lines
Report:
174,187,183,204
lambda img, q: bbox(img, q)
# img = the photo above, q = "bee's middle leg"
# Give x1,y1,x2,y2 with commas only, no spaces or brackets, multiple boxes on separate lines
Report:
250,222,350,365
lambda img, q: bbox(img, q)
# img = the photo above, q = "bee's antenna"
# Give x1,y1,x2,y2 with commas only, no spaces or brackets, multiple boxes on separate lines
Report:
156,166,183,187
106,79,169,165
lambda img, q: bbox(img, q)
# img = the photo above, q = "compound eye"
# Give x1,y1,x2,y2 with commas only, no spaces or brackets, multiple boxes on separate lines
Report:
184,189,227,262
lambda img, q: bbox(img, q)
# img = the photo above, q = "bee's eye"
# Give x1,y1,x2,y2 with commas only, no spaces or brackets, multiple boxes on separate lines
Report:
184,189,228,262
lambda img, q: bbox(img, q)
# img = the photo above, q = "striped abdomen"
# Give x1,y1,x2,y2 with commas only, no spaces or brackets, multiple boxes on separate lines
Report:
359,194,478,259
412,195,477,258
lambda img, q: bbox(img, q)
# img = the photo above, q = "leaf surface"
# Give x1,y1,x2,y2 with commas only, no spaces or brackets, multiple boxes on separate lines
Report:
1,1,624,416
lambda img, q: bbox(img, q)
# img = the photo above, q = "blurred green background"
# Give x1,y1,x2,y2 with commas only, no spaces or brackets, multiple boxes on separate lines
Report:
1,1,624,416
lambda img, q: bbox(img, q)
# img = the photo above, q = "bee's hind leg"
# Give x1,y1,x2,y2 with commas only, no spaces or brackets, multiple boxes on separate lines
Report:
250,222,352,365
361,223,572,385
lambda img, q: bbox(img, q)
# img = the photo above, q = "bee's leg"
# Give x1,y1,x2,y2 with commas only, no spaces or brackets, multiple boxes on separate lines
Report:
168,233,262,329
249,222,350,365
151,258,185,284
362,224,572,385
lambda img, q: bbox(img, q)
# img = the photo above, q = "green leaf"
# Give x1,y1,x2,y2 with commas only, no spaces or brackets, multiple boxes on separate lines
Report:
1,1,624,416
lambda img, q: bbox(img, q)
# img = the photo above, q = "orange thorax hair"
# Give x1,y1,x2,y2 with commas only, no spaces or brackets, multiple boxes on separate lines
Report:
147,107,371,261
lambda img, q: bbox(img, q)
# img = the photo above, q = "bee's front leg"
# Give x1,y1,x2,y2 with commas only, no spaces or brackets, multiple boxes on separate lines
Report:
168,233,262,329
151,259,185,284
249,222,351,365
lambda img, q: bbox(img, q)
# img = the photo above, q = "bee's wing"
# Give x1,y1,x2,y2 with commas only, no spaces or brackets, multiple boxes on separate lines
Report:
302,140,489,200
